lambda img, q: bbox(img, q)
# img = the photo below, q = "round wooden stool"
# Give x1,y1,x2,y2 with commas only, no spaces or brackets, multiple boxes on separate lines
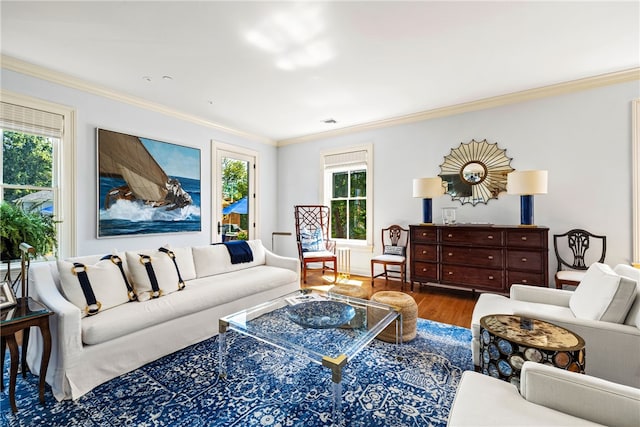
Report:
369,291,418,342
329,284,370,300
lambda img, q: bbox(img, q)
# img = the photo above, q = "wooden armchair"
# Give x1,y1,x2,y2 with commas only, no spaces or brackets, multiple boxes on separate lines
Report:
553,229,606,289
294,205,337,284
371,225,409,287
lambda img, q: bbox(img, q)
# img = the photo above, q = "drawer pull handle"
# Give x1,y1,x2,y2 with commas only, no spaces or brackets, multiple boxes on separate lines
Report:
447,233,453,238
488,255,494,260
522,279,528,283
521,236,527,241
448,271,453,275
488,275,494,280
448,252,453,256
487,235,494,240
521,257,528,262
422,268,427,272
422,250,427,254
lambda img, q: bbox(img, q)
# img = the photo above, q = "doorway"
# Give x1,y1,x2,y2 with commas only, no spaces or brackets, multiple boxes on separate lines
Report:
213,143,257,243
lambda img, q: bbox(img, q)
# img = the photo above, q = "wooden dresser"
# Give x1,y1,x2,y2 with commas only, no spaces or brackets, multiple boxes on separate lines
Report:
409,224,548,294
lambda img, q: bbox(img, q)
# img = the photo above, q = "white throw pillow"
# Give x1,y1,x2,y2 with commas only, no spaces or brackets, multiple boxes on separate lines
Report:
58,256,133,317
126,249,186,301
569,263,637,323
162,245,196,281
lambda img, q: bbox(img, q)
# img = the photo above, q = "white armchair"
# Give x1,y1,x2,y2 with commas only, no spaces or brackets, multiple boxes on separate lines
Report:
471,263,640,388
448,362,640,426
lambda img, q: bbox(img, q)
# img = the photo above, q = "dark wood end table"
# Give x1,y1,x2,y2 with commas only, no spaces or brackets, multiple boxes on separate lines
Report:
479,314,585,390
1,297,53,413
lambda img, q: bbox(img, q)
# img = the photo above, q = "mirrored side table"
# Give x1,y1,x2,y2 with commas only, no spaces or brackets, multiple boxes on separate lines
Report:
1,297,53,413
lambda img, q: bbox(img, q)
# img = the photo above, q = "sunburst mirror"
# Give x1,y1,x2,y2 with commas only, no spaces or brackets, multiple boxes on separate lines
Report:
439,139,514,205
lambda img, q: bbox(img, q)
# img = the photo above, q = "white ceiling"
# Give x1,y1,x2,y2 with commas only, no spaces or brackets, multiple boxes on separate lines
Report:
1,1,639,143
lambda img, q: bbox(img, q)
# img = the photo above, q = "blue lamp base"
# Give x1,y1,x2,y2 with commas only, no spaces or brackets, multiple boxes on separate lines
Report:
422,198,433,223
520,195,534,226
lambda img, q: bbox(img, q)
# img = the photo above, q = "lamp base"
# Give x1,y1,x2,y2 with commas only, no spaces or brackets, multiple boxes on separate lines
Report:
422,198,433,224
520,195,535,226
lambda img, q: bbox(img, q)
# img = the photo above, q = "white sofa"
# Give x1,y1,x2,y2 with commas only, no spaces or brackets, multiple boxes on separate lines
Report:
471,263,640,388
448,362,640,426
25,240,300,401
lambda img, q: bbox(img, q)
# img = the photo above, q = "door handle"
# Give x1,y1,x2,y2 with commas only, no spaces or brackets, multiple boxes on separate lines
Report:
217,221,222,234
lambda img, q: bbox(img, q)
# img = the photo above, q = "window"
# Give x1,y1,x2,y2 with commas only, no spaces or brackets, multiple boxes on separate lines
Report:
322,145,373,245
0,93,75,258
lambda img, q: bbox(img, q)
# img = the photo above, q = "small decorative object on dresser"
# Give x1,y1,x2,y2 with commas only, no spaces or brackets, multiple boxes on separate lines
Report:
409,224,549,293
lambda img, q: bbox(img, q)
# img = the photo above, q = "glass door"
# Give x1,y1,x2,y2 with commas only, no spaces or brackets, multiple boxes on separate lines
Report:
214,144,256,243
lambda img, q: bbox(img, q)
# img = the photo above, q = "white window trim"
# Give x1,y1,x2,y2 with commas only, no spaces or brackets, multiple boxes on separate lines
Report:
320,144,373,247
1,90,77,258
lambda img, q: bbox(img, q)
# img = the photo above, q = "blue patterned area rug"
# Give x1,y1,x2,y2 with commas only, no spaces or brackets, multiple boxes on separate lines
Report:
1,319,472,427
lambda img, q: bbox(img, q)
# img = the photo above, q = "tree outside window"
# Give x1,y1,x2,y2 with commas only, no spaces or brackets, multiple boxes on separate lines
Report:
330,168,367,240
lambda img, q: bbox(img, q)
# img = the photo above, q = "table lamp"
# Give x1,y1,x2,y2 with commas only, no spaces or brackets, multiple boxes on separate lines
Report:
507,170,548,226
413,177,445,224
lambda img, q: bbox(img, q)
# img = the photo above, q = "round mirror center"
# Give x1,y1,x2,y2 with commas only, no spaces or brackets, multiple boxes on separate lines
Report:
461,162,487,184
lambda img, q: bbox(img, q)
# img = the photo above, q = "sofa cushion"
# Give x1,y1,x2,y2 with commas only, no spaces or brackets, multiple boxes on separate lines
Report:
163,245,196,281
569,263,637,323
58,257,132,317
81,265,298,345
192,239,266,278
126,249,187,301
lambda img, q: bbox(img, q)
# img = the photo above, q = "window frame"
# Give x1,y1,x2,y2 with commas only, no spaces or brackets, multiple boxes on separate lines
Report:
1,90,76,258
321,144,373,247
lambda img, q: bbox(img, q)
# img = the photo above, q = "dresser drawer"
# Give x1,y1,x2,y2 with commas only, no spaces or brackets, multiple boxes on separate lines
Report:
412,261,438,281
441,228,502,246
440,264,504,290
441,246,502,268
506,230,546,248
413,244,437,261
506,250,544,272
411,227,437,243
507,271,545,287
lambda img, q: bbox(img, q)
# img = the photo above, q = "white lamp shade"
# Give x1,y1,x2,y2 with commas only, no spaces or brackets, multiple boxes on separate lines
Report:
507,170,548,195
413,177,445,198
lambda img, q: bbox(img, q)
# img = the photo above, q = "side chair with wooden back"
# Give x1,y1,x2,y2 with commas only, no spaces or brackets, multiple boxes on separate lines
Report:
294,205,337,284
553,228,607,289
371,225,409,288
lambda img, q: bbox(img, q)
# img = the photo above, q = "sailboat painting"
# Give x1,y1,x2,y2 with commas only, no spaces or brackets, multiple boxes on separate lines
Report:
97,128,201,237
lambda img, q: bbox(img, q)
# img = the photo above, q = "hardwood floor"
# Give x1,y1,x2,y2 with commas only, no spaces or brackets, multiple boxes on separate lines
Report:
300,270,479,328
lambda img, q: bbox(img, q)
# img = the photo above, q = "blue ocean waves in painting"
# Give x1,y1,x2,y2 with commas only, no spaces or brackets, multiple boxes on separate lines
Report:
1,318,473,426
98,176,201,236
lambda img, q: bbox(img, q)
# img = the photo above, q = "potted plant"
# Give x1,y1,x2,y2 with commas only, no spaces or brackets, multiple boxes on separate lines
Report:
0,201,57,260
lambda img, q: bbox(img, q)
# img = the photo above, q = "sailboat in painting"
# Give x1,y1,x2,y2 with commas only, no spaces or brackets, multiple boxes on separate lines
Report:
98,129,193,211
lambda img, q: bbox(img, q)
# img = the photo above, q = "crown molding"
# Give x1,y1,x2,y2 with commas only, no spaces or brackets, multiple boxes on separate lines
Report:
277,68,640,146
1,55,275,146
3,55,637,148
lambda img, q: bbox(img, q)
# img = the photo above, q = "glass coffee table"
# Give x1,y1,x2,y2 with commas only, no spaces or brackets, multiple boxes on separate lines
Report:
218,288,402,425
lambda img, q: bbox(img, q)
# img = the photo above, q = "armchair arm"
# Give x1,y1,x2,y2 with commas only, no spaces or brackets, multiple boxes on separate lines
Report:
325,239,336,253
510,284,573,307
520,362,640,427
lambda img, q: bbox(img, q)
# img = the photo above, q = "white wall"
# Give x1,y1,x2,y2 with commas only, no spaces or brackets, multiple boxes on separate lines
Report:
277,80,640,284
1,69,281,256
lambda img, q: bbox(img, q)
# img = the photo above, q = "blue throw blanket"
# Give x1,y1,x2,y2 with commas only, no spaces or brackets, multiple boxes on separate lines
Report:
222,240,253,264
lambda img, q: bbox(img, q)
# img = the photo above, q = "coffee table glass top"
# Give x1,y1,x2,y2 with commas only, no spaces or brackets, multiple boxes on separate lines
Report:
219,289,400,363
